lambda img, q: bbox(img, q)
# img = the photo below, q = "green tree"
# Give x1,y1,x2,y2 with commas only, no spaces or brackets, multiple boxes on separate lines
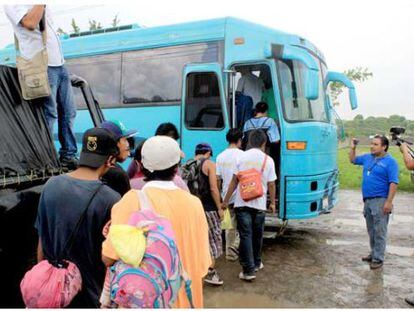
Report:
56,27,67,36
71,18,80,34
88,19,103,31
329,67,373,106
354,114,364,121
111,14,120,27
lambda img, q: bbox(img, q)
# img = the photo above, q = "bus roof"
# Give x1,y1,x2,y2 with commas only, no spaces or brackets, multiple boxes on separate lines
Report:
0,17,325,65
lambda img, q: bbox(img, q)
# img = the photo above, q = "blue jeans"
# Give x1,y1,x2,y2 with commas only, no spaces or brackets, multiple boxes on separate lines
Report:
235,206,266,274
44,66,77,159
363,198,389,263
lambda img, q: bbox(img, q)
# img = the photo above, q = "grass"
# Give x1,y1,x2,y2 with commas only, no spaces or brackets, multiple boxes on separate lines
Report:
338,146,414,192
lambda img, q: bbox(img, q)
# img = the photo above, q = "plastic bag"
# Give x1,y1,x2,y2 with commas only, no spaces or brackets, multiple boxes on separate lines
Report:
109,224,146,267
221,208,233,230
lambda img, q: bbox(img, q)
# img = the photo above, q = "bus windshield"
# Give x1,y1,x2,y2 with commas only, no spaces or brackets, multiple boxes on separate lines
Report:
277,58,328,122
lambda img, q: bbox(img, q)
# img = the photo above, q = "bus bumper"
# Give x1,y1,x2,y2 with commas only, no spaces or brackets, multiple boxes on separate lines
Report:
282,169,339,220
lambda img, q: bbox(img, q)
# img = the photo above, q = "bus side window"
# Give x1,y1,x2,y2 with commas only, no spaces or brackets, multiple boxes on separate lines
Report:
185,72,224,129
65,54,122,109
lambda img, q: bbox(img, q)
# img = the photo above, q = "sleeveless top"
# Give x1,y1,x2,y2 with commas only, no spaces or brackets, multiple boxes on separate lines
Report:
198,158,217,212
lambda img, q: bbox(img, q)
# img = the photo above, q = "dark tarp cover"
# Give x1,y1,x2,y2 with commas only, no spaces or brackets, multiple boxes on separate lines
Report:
0,65,60,180
0,186,42,307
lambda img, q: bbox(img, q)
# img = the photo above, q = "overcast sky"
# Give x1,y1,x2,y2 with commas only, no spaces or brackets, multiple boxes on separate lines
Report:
0,0,413,120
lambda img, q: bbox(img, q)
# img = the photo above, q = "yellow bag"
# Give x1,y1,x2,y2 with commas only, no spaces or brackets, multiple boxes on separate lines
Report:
109,225,146,268
221,208,233,230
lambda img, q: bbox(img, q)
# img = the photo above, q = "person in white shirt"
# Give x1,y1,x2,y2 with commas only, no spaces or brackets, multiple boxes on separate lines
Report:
4,5,78,168
236,67,265,106
216,129,244,261
223,129,276,281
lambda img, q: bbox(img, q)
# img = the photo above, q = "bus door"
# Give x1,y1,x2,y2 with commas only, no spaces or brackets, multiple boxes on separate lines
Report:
181,63,230,160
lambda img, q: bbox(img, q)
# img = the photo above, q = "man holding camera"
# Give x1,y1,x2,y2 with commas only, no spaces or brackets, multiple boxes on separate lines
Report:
349,135,399,270
398,142,414,306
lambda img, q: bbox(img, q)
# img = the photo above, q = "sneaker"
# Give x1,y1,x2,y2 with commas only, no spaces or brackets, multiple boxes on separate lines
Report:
60,157,79,170
204,269,224,286
370,261,383,270
226,253,238,261
239,271,256,282
226,246,239,261
405,296,414,306
361,255,372,262
254,262,264,272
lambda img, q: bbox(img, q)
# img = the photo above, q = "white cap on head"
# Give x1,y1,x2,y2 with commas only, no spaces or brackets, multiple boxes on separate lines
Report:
141,136,181,172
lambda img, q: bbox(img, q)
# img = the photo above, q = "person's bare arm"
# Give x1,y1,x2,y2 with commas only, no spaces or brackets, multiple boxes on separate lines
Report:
400,143,414,170
223,175,238,208
268,181,276,213
349,138,357,163
217,176,222,194
20,5,45,31
206,161,222,211
383,183,398,214
37,238,44,263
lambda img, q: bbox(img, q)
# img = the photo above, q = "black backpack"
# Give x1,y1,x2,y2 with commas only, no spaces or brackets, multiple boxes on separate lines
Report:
242,118,271,150
181,158,209,197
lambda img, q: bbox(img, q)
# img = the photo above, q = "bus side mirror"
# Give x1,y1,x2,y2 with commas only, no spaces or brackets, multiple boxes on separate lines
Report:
268,44,319,100
325,71,358,110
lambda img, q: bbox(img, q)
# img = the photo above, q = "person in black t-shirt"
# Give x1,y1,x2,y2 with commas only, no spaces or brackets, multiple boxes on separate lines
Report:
35,127,121,308
100,120,137,196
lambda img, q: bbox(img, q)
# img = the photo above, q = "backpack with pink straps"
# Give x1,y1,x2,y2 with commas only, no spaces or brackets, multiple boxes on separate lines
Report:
101,190,193,308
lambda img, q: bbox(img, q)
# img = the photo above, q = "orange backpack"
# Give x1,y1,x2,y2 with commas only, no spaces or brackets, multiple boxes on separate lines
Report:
237,155,268,201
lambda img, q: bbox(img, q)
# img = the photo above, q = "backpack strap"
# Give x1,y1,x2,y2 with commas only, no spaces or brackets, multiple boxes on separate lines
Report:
260,155,268,173
181,268,195,308
260,117,271,129
135,189,153,211
247,118,257,131
54,184,103,266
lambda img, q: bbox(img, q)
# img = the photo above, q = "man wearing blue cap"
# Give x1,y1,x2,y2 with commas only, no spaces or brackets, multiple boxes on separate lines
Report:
189,143,224,286
100,120,137,196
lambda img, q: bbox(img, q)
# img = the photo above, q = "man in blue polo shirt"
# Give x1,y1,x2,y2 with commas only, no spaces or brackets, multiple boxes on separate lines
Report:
349,135,399,269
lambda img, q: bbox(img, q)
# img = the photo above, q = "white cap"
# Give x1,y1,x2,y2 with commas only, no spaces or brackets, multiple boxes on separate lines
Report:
141,136,181,172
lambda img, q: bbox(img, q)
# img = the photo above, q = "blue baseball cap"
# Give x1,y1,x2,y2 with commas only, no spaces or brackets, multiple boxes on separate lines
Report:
100,120,137,141
195,143,213,156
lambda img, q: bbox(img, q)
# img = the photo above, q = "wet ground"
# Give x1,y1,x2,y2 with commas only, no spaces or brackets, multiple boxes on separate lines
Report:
204,189,414,308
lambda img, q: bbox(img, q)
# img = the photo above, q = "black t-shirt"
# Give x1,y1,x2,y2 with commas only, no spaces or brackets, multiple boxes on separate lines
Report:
102,164,131,197
35,175,121,308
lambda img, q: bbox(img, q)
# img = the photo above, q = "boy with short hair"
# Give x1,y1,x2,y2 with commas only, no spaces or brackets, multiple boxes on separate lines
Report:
35,128,121,307
216,129,244,261
223,129,277,281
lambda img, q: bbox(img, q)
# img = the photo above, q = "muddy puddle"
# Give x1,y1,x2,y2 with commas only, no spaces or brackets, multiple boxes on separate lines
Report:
203,190,414,308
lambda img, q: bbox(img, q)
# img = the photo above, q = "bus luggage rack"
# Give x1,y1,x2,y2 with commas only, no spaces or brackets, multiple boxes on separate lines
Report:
67,24,140,38
1,168,62,189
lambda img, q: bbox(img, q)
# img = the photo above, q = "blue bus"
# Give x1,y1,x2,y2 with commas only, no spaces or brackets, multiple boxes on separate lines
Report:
0,17,358,220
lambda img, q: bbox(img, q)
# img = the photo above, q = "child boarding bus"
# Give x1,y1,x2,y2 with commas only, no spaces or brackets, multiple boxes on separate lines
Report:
0,17,358,221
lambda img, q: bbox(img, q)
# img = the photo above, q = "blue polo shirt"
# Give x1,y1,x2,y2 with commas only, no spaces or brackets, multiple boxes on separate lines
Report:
353,153,399,199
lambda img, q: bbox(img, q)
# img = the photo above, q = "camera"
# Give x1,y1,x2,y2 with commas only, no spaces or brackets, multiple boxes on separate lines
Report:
389,126,408,146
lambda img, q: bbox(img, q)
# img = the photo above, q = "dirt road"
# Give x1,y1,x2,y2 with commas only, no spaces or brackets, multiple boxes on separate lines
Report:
204,189,414,308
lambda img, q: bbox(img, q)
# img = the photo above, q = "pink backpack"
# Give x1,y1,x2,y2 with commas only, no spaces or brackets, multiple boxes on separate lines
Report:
107,190,193,308
20,260,82,308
